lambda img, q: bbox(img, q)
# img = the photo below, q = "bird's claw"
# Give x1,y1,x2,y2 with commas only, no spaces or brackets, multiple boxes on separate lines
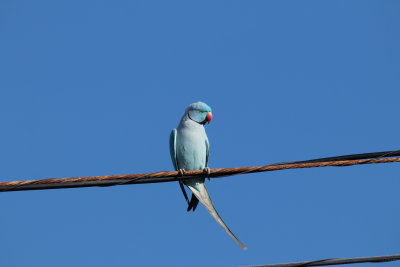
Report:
178,169,185,177
203,167,211,180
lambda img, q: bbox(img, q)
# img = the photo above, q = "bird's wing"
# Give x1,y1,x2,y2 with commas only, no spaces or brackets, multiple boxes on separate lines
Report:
186,182,247,250
169,129,178,171
170,129,190,205
205,135,209,168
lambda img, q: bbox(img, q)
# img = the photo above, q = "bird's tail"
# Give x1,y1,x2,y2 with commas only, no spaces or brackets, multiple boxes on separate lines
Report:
186,182,247,250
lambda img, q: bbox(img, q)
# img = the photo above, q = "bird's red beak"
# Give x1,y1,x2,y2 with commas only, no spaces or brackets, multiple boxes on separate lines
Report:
206,112,213,123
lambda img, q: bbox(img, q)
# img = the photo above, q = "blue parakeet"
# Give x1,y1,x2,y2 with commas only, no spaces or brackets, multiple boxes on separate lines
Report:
169,102,247,250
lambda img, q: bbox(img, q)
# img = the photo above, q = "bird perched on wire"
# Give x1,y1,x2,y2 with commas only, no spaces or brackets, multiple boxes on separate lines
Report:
169,101,247,250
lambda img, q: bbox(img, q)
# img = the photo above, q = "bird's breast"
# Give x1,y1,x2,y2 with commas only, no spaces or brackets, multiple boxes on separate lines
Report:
176,127,207,171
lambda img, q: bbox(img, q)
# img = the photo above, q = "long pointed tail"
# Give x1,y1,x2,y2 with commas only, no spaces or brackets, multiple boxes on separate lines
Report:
186,182,247,250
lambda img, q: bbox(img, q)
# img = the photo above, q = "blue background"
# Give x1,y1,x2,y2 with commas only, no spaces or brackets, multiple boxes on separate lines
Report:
1,1,399,266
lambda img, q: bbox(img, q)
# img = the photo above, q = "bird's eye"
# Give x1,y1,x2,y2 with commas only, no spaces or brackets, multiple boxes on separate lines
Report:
199,110,204,113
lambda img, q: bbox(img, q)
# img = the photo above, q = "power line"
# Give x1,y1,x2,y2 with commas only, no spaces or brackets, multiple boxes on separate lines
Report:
282,150,400,164
1,150,400,192
246,254,400,267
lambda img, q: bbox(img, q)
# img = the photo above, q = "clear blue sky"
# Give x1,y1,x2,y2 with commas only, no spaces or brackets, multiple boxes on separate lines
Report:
1,1,399,266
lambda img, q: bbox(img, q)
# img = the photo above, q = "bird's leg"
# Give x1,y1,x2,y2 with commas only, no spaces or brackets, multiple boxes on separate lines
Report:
203,167,211,181
178,169,190,205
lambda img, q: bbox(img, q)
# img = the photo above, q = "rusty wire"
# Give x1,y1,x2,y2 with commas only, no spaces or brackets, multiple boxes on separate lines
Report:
1,150,400,192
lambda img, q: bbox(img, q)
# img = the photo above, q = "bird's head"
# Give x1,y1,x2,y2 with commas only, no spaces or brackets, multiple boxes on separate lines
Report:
186,101,213,125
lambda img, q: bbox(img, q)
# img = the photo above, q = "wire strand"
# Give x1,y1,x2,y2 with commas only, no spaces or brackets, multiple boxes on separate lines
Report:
1,150,400,192
245,254,400,267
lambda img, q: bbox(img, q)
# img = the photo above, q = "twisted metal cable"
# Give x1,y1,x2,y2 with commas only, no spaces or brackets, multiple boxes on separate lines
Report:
246,254,400,267
1,150,400,192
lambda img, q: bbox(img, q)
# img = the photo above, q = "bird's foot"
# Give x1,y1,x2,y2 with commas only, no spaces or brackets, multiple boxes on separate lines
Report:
178,169,186,177
203,167,211,180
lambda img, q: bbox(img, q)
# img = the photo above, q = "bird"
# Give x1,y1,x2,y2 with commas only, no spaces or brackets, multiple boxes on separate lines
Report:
169,101,247,250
